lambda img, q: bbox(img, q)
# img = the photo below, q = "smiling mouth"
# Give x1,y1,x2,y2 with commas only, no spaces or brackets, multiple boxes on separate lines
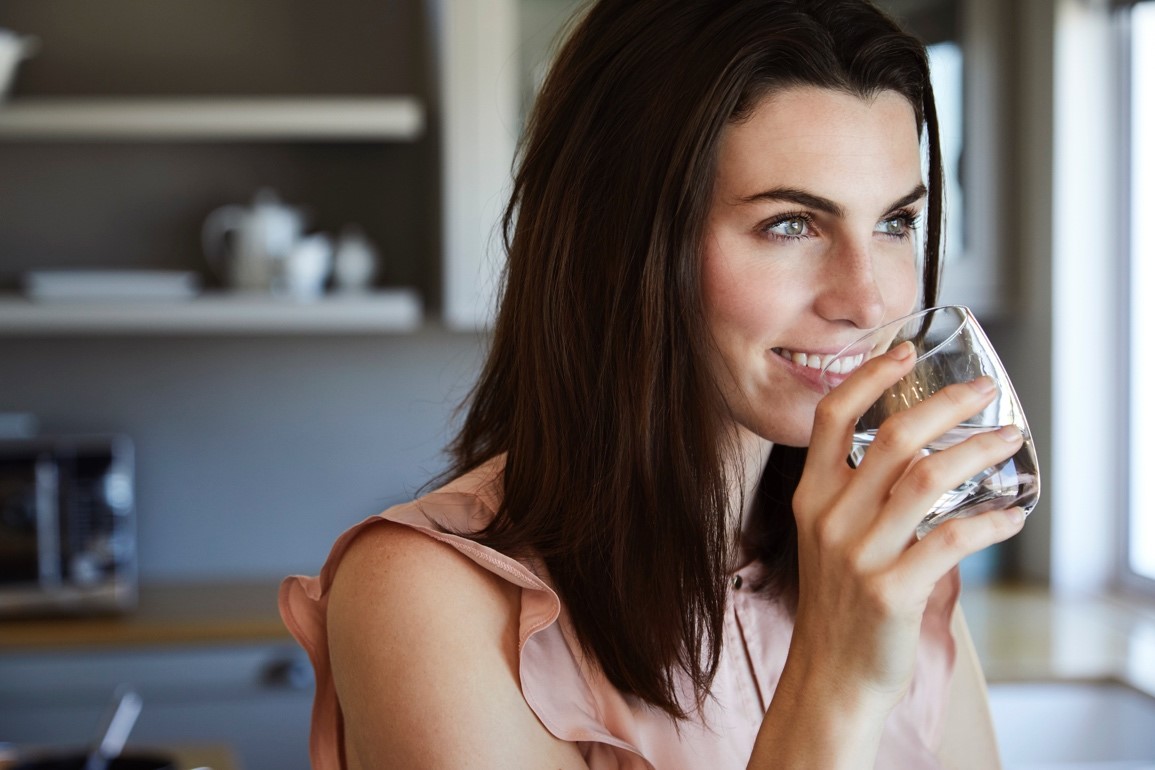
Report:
772,347,865,375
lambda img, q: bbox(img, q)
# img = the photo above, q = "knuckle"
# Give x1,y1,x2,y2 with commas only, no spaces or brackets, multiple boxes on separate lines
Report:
844,540,873,572
942,382,975,408
936,519,975,553
934,508,1023,554
811,511,843,550
902,459,940,497
872,420,916,455
812,397,843,431
862,574,899,615
811,513,834,545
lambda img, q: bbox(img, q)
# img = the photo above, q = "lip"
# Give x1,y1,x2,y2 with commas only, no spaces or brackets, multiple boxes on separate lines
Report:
769,349,839,394
770,343,875,394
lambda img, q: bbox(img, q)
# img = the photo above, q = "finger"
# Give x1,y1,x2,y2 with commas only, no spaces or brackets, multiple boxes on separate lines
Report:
850,377,999,506
898,506,1026,588
807,341,917,473
872,424,1025,549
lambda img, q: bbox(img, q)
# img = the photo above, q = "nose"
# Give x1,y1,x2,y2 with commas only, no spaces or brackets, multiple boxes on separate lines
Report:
813,240,887,329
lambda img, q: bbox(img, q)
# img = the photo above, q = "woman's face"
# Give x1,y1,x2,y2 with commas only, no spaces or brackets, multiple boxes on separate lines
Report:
702,86,924,447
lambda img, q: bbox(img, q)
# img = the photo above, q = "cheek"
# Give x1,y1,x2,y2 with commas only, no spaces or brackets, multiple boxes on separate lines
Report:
702,236,788,341
701,235,740,314
707,277,770,339
878,248,921,317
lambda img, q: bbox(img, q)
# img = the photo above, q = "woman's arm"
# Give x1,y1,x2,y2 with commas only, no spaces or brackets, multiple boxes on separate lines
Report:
327,522,590,770
936,606,1003,769
748,343,1025,769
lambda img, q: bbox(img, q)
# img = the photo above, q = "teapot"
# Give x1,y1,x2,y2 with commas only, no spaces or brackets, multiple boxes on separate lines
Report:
202,189,307,292
0,28,40,102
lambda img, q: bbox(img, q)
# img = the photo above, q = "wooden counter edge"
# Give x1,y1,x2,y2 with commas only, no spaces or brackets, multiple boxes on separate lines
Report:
0,580,291,651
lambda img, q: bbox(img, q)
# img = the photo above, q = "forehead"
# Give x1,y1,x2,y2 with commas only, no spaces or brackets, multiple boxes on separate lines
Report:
716,87,923,203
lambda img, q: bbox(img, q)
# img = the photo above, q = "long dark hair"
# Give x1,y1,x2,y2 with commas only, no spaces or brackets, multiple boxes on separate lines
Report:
443,0,943,719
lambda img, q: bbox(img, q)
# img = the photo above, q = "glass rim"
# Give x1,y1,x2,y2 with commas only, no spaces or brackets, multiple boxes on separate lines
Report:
819,305,974,378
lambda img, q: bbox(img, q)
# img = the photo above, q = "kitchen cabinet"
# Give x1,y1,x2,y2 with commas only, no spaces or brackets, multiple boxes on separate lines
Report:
0,0,516,333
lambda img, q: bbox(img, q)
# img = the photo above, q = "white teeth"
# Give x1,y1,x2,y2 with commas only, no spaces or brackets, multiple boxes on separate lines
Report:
828,352,865,374
775,348,864,374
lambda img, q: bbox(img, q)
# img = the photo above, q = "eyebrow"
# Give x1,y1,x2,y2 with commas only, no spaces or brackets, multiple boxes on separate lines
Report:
737,183,928,217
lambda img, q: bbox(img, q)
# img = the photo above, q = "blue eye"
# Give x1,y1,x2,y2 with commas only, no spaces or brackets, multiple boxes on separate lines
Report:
875,210,920,240
877,218,906,235
765,214,813,240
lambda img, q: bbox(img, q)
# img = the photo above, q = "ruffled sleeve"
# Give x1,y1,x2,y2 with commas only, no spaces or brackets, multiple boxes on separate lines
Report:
278,461,656,770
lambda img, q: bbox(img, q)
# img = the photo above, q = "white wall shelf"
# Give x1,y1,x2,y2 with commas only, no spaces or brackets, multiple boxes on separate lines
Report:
0,290,423,334
0,96,425,141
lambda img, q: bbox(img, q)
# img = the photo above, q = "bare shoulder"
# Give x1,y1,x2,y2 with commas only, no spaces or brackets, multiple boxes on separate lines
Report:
327,521,524,679
327,520,588,770
329,519,521,622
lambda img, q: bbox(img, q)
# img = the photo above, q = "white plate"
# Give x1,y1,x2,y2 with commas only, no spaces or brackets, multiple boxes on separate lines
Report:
22,270,201,301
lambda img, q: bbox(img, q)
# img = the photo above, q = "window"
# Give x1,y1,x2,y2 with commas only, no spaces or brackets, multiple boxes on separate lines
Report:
926,41,965,269
1127,2,1155,582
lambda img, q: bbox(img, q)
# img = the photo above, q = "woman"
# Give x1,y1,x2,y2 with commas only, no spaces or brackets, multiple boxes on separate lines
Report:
281,0,1025,767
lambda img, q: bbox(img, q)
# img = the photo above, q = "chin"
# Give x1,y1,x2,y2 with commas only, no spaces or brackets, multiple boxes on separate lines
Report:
729,392,822,449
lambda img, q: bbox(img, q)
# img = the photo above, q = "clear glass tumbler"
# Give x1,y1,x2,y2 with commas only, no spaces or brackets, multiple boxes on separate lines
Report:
818,305,1040,538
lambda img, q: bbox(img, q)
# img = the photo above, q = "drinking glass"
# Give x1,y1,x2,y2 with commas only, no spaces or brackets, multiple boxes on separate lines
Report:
818,305,1040,538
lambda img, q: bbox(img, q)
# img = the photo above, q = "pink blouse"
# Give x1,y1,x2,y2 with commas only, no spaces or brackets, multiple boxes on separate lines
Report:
280,457,959,769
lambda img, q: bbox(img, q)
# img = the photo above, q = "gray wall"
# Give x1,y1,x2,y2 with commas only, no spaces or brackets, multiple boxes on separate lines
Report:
0,330,486,580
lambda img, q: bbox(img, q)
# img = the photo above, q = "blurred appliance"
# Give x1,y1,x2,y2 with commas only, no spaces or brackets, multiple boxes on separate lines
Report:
0,435,136,616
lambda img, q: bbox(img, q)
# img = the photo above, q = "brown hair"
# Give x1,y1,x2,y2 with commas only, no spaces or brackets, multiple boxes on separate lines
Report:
443,0,943,719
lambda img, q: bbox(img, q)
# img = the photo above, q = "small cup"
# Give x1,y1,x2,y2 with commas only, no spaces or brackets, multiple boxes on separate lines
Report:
818,305,1040,537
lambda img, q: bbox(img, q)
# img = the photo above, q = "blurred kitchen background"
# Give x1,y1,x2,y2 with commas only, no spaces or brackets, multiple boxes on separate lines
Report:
0,0,1152,768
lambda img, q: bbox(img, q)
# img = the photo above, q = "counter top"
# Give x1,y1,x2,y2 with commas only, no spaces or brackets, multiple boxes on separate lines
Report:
0,581,288,651
5,579,1155,703
961,582,1155,697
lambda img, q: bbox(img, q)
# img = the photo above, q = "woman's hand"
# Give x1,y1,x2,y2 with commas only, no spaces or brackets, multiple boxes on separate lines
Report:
791,340,1024,705
748,341,1025,769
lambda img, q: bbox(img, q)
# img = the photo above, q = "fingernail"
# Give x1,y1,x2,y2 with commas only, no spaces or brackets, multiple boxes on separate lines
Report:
1006,507,1026,526
971,375,996,395
887,341,915,361
997,424,1023,442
